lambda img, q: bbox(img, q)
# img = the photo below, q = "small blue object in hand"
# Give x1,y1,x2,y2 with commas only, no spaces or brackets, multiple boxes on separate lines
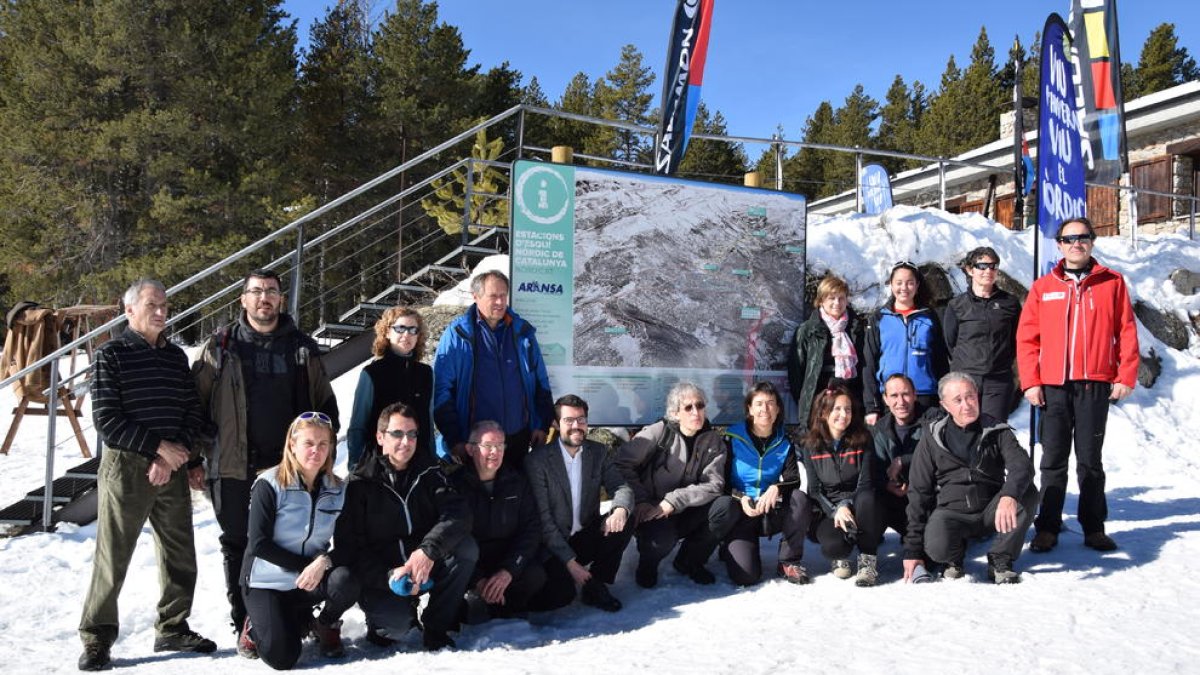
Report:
390,573,434,596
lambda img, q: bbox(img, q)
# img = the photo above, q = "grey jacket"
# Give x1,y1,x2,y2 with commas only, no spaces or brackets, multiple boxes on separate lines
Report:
526,439,634,564
616,420,727,512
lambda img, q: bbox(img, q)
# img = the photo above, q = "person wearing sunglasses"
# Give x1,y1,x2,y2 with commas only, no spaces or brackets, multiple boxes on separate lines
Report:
616,382,734,588
347,307,432,468
943,246,1021,421
192,267,340,637
1017,217,1139,554
335,402,476,652
433,270,554,470
238,412,356,666
862,261,949,426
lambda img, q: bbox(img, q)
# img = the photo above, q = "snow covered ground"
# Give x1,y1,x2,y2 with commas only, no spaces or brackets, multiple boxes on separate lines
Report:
3,207,1200,673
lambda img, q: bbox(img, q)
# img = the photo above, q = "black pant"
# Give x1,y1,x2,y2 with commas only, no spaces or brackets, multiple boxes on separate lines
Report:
811,490,882,561
471,544,548,614
533,513,635,610
1037,381,1112,535
211,477,253,628
358,536,478,637
876,488,908,538
243,566,360,670
978,373,1016,422
723,490,811,585
502,428,533,473
924,485,1039,565
635,496,735,572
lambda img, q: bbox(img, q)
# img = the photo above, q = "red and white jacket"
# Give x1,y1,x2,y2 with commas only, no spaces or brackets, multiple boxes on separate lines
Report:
1016,258,1139,389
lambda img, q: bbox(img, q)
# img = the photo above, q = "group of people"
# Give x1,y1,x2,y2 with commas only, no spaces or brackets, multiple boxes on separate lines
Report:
76,216,1139,670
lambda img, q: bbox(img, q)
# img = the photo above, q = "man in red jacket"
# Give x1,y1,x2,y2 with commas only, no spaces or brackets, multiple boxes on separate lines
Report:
1016,217,1139,553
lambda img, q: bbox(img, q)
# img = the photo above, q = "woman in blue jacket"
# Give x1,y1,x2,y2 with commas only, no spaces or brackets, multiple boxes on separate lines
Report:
240,412,359,669
862,261,949,423
722,382,811,585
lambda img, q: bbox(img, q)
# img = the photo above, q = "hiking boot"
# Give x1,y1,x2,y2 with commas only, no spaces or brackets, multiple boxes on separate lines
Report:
1030,530,1058,553
581,579,622,612
854,554,878,587
1084,532,1118,551
987,554,1021,585
672,557,716,585
777,562,811,585
365,623,397,648
153,630,216,653
237,618,258,659
461,589,491,625
943,563,966,580
635,559,659,588
310,617,345,658
422,630,455,652
77,643,111,671
909,563,933,584
831,559,853,579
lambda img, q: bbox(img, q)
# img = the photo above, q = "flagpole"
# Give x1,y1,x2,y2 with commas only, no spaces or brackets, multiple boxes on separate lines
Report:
1012,37,1026,231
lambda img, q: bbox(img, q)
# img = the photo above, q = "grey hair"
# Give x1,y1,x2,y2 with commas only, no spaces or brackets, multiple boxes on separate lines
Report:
122,278,166,307
471,270,510,296
468,419,505,444
938,371,979,400
664,382,706,422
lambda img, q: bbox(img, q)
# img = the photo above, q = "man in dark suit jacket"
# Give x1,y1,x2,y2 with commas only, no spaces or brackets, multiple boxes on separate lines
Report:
526,394,634,612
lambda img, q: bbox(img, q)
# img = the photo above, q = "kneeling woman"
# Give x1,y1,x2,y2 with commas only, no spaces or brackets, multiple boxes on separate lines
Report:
799,385,884,586
241,412,360,669
723,382,811,585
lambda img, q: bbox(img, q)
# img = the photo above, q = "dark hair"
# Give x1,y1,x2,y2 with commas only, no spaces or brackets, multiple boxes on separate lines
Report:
377,402,418,433
886,262,931,309
960,246,1000,279
243,268,283,292
803,383,871,449
554,394,589,420
1055,216,1096,239
743,381,784,433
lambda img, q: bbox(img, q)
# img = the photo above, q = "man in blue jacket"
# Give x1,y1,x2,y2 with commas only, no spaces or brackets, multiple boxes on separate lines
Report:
433,270,554,470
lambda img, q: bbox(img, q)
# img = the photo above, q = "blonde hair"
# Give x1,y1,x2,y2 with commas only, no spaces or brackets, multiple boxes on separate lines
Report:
371,306,427,359
276,416,340,488
813,274,850,308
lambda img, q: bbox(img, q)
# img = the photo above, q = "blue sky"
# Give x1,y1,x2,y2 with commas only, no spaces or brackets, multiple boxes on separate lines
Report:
281,1,1199,156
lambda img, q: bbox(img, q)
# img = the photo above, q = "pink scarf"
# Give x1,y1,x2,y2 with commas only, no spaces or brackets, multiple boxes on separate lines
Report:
820,308,857,379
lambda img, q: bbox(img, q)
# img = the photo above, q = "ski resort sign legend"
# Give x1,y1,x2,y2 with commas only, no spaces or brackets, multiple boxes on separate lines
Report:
510,160,807,425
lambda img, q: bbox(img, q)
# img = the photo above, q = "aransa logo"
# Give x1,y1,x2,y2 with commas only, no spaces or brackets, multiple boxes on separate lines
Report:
517,280,564,295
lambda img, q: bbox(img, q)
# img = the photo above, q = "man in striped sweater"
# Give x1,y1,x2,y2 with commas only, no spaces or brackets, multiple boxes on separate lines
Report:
77,279,216,671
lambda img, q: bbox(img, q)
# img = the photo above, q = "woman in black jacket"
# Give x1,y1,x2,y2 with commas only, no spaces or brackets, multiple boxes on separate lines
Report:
798,384,883,586
787,274,865,428
943,246,1021,421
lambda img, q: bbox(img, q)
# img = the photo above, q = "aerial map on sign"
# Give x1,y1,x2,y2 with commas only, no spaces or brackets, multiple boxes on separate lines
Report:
510,160,807,425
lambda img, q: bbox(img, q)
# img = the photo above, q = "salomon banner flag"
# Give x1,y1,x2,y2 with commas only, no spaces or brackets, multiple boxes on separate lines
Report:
859,164,893,215
654,0,714,175
1069,0,1129,184
1037,14,1087,275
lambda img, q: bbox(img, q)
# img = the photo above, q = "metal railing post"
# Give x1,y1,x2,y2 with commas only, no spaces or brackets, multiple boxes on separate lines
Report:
462,160,475,249
289,224,305,320
938,161,947,211
855,151,863,213
42,366,59,531
1190,196,1196,241
773,135,783,191
517,108,526,161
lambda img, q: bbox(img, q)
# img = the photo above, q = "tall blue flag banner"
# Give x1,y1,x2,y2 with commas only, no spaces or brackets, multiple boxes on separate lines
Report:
859,164,893,215
654,0,714,175
1069,0,1129,184
1037,14,1088,275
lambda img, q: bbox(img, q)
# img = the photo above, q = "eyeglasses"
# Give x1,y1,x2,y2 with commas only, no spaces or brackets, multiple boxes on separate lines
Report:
391,325,420,335
244,287,282,298
681,402,706,413
474,442,506,452
297,411,332,425
560,416,588,426
383,429,419,441
1057,234,1095,244
891,260,918,272
971,262,999,271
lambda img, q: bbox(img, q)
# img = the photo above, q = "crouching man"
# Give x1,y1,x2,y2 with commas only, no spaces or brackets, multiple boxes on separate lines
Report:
335,403,477,651
902,372,1038,584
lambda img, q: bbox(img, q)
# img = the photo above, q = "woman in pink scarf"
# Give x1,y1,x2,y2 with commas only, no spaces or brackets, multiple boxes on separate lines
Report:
787,274,865,429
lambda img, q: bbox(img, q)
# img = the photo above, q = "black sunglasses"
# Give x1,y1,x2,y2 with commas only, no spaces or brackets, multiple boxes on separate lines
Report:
383,429,419,440
971,262,999,271
681,402,707,413
1057,234,1095,244
391,325,420,335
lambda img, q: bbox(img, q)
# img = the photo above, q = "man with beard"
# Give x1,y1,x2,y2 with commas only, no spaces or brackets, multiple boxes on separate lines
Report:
526,395,634,612
193,269,340,637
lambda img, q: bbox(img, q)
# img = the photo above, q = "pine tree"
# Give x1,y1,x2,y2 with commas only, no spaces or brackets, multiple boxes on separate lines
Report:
915,54,967,158
676,102,747,184
787,102,836,199
549,72,598,158
420,129,509,235
519,75,554,153
824,84,879,198
1129,23,1199,97
875,75,920,173
594,44,656,164
0,0,299,307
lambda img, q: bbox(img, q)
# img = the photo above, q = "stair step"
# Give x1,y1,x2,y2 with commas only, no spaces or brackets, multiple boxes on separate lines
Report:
26,476,97,504
0,499,41,527
311,323,370,341
368,284,438,304
64,456,102,479
338,302,392,323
